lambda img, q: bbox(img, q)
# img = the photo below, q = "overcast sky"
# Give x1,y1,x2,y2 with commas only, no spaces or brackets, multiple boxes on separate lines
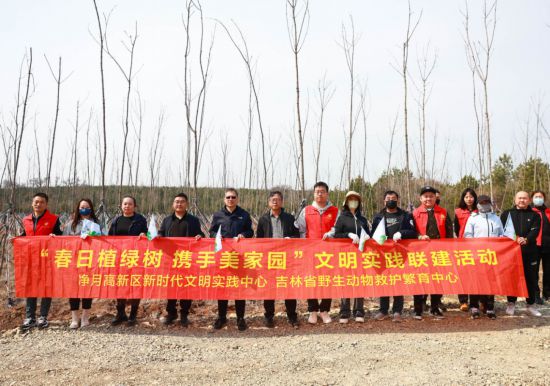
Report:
1,1,549,189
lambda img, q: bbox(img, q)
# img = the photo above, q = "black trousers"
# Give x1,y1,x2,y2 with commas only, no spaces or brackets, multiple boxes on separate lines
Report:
469,295,494,311
218,300,245,319
264,299,298,321
166,299,192,317
508,251,538,305
535,247,550,298
413,294,442,314
116,299,140,318
69,298,92,311
307,298,331,312
458,294,469,304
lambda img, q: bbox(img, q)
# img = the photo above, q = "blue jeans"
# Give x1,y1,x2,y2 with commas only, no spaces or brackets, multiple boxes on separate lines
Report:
26,297,52,319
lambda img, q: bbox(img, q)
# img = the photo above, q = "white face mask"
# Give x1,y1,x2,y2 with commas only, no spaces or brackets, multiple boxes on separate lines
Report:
533,197,544,207
348,200,359,209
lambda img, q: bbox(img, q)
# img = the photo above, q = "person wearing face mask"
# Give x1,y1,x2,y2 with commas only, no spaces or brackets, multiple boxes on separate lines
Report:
109,196,148,326
454,188,478,312
530,190,550,304
63,198,102,329
500,191,541,317
463,195,503,319
333,191,370,324
412,186,454,320
371,190,417,322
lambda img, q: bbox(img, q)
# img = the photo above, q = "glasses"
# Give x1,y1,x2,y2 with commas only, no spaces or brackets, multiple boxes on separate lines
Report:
225,196,237,199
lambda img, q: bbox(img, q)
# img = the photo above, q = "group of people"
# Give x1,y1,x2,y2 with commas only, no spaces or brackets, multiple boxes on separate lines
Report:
19,182,549,331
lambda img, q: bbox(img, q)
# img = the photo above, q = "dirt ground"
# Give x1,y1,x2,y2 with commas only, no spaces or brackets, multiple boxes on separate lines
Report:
1,295,549,386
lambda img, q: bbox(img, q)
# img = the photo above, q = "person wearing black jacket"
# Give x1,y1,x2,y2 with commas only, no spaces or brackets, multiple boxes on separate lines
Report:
208,188,253,331
501,191,542,317
333,191,371,324
159,193,205,327
531,190,550,303
256,191,300,328
371,190,417,322
109,196,148,326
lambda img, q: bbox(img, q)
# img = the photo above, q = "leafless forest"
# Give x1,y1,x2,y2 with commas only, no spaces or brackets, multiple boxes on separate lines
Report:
1,0,549,302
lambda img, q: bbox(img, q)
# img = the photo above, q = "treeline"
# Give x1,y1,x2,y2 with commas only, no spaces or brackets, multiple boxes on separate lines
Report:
2,154,549,223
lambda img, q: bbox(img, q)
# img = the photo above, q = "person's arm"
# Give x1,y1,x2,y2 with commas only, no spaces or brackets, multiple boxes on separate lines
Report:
209,213,220,238
494,216,505,237
453,215,460,237
53,218,63,236
158,217,168,237
195,218,206,237
399,213,418,239
256,216,266,238
139,216,148,235
371,215,381,238
332,216,348,238
241,212,254,238
463,217,474,238
288,214,300,238
526,213,541,245
295,208,307,238
445,214,454,239
500,210,508,227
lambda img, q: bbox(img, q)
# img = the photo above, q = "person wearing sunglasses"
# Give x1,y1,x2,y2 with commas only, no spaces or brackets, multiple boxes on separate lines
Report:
209,188,253,331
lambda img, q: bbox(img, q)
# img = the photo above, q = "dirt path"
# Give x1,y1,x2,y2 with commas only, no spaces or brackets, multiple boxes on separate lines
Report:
1,297,549,385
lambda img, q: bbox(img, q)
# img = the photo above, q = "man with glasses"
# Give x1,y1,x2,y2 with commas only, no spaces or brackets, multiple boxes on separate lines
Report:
159,193,204,327
295,181,338,324
209,188,253,331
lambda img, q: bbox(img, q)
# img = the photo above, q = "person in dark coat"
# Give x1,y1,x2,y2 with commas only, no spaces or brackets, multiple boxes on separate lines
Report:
371,190,417,322
109,196,148,327
531,190,550,304
256,191,300,328
159,192,205,327
501,191,542,317
333,191,370,324
208,188,253,331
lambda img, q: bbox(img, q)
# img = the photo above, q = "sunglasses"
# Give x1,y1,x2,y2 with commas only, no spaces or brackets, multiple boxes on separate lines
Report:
225,196,237,199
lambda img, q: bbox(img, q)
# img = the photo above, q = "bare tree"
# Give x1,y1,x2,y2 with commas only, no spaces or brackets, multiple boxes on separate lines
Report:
463,0,497,200
92,0,108,207
313,74,335,182
71,101,80,196
132,91,144,188
104,21,139,201
286,0,309,197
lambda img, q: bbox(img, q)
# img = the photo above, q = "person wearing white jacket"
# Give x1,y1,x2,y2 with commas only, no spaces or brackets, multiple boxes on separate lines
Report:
463,195,504,319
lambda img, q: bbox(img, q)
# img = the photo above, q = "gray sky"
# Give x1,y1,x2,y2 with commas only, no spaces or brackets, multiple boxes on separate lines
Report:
1,0,549,189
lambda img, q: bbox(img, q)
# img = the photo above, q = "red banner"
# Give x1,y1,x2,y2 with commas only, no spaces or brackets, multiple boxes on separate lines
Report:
13,236,527,299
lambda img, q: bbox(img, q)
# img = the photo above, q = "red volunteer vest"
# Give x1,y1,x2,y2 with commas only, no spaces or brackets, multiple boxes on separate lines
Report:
305,205,338,239
413,205,448,238
22,210,58,236
532,206,550,246
454,208,476,238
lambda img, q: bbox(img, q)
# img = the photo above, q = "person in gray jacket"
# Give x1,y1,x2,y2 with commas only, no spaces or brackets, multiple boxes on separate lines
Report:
463,195,504,319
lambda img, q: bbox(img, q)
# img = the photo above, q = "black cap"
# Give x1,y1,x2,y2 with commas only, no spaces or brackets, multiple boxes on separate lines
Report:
420,186,437,195
478,194,491,204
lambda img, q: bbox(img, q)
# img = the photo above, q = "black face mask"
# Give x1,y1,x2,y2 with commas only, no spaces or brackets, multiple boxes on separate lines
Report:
385,200,398,210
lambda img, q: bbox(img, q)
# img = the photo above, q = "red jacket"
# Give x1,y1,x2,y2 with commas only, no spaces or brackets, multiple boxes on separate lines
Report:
413,205,448,238
305,205,338,239
454,208,476,238
22,210,59,236
532,206,550,246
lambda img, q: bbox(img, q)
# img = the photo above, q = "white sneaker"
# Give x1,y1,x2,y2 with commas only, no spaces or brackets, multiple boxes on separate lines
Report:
319,311,332,324
355,316,365,323
526,305,542,317
81,309,90,327
505,302,515,316
308,312,318,324
69,320,79,329
339,318,349,324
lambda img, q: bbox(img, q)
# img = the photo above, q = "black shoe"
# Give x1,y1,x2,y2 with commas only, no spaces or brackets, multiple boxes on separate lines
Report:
127,317,137,326
430,309,444,319
21,318,36,330
487,311,497,319
180,316,190,328
237,318,247,331
111,314,128,326
438,302,447,312
289,318,300,328
163,313,177,326
37,316,49,329
471,309,481,319
265,317,275,328
213,318,227,330
535,295,544,305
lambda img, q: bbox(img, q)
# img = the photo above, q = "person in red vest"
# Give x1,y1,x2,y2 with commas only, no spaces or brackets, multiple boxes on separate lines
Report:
531,190,550,304
20,192,62,330
295,181,338,324
454,188,478,312
412,186,453,320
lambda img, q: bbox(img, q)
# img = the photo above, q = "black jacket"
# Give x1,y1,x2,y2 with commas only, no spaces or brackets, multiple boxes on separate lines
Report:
159,212,205,237
500,207,540,254
371,207,417,239
256,209,300,238
208,206,254,238
108,213,148,236
333,209,370,238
